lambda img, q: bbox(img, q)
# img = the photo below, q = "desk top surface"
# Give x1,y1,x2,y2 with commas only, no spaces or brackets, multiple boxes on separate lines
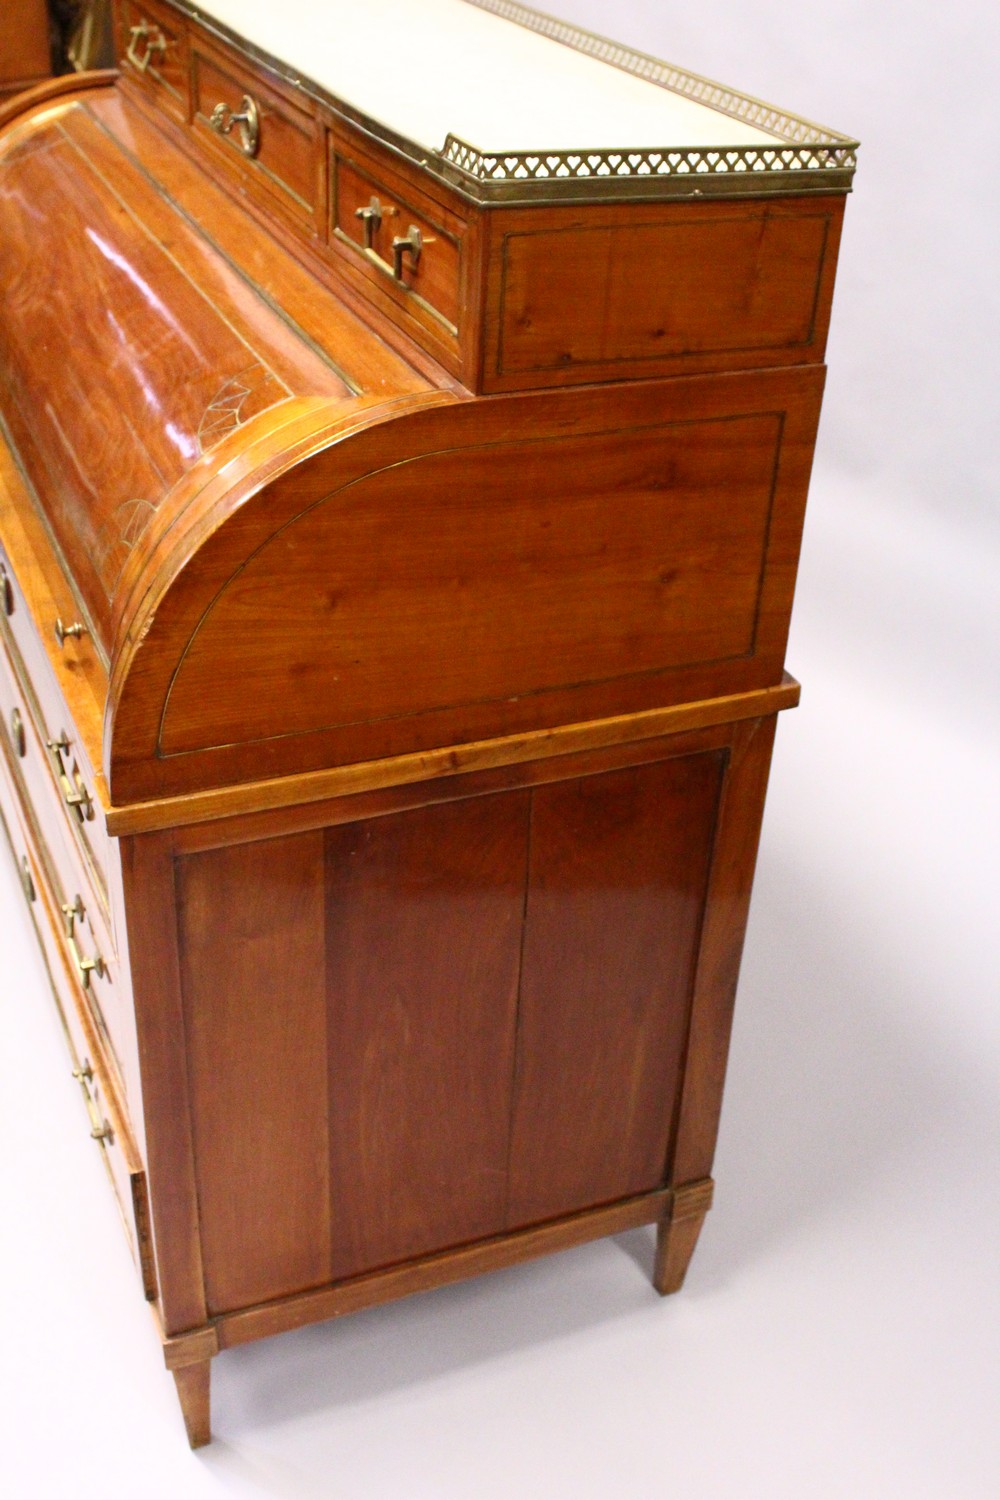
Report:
192,0,846,155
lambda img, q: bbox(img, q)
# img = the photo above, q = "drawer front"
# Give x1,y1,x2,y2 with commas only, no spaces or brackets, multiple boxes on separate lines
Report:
192,42,319,226
332,149,462,336
1,735,152,1289
0,708,36,906
118,0,190,120
0,645,129,1102
0,636,112,953
0,547,109,902
1,749,156,1300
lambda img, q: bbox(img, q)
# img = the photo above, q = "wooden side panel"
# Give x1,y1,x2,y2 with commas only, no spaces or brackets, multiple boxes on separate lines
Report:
122,717,775,1323
325,795,528,1279
671,715,778,1186
484,196,844,392
121,831,208,1334
159,412,783,749
176,832,330,1315
506,753,723,1226
108,369,822,804
0,0,50,99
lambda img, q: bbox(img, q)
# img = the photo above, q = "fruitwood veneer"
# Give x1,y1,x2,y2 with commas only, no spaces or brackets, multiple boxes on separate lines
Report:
0,0,854,1447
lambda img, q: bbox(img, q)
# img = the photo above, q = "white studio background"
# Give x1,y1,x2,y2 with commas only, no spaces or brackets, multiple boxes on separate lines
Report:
1,2,997,1496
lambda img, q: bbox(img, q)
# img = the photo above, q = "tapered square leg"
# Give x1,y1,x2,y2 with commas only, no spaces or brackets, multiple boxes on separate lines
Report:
653,1178,714,1296
172,1360,212,1448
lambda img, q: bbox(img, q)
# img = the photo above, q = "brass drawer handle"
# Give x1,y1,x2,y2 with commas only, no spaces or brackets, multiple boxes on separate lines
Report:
73,1061,114,1144
0,562,12,617
54,618,86,648
10,706,25,758
354,195,383,249
61,897,106,991
209,95,260,159
45,733,95,823
392,225,423,281
19,855,35,904
126,20,167,74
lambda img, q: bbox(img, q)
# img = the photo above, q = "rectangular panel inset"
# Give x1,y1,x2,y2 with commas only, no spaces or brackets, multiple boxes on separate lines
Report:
499,212,829,373
325,794,529,1280
160,412,782,755
506,752,724,1227
177,832,330,1314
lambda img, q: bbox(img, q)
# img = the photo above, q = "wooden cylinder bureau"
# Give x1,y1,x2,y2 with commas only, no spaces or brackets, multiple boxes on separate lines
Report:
0,0,857,1447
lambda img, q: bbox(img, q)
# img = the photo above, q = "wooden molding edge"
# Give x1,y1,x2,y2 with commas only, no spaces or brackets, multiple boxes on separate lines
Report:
0,69,119,132
107,676,800,836
154,1180,715,1362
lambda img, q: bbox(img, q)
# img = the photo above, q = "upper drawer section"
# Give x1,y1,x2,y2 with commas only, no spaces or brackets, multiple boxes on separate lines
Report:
104,0,851,394
191,39,320,230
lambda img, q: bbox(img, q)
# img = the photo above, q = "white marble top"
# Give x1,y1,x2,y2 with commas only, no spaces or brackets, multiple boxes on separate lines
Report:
194,0,782,154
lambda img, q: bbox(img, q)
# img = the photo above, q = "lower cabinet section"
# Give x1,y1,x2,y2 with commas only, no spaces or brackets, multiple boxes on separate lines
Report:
171,746,724,1314
4,700,783,1445
125,713,777,1343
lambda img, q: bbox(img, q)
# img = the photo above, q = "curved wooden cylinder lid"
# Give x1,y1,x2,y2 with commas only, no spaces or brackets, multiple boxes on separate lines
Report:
0,89,356,653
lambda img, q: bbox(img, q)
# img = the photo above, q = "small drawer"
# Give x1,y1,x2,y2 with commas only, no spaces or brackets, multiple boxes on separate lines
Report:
332,150,462,335
0,658,113,956
0,715,34,904
119,0,189,121
0,548,109,904
0,651,127,1098
192,42,319,226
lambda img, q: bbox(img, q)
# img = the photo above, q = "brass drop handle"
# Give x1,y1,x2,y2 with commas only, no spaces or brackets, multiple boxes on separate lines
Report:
54,618,86,648
62,897,106,990
62,893,86,930
10,706,25,758
354,196,383,249
0,562,12,616
19,856,35,905
73,1061,113,1143
45,733,95,823
126,20,167,73
392,224,423,281
209,94,261,159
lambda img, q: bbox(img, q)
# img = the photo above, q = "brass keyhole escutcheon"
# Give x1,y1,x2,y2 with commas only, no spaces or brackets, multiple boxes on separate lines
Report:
209,95,261,159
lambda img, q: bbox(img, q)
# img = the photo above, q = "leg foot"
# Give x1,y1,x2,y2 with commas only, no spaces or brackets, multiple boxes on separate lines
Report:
654,1178,714,1296
172,1360,212,1448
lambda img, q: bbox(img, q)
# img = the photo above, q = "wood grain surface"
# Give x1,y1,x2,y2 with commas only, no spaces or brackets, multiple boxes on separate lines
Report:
106,369,821,802
0,0,853,1446
133,728,752,1314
